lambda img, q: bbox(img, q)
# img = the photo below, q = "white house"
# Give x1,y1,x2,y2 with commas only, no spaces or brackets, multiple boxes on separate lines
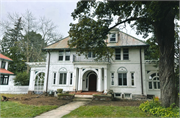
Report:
0,54,29,94
27,28,160,98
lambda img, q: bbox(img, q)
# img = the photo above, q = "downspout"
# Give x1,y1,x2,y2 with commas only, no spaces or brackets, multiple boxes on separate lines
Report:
46,51,50,95
140,47,144,95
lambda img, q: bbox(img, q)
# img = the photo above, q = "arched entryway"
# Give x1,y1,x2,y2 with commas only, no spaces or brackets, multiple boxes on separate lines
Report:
34,72,45,94
88,73,97,91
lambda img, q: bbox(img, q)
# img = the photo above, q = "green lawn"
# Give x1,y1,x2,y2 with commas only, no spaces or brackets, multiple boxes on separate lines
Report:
0,101,58,117
63,105,154,118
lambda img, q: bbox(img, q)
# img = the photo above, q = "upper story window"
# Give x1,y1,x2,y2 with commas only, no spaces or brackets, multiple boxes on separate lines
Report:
65,50,70,61
110,33,116,42
1,61,6,69
115,49,121,60
123,48,129,60
115,48,129,60
59,50,64,61
88,52,95,58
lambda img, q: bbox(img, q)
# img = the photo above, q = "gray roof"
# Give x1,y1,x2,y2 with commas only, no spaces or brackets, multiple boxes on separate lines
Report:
44,31,148,50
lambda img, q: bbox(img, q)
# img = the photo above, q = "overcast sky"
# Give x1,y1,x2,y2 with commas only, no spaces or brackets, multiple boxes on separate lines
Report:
1,0,151,41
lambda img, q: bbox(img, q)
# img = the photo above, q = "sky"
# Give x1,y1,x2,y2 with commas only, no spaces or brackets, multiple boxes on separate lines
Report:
1,0,151,41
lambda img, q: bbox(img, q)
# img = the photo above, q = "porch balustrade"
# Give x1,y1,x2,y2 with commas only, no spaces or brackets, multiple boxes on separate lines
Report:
73,55,110,62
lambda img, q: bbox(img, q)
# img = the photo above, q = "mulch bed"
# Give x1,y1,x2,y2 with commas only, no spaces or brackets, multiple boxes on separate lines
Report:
7,94,72,106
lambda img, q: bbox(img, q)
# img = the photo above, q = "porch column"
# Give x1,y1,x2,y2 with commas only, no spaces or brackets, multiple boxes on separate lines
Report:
98,68,102,92
104,68,107,93
78,68,82,91
73,67,77,91
28,69,35,91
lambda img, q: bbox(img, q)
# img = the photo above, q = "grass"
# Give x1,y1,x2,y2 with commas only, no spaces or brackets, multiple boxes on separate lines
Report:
1,101,58,117
63,105,154,118
0,94,58,118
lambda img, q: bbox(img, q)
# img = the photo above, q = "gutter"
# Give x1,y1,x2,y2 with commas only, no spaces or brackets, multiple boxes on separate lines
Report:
140,47,144,95
45,51,50,95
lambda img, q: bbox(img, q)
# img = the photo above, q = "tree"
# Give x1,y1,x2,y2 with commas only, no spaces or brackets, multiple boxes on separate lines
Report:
69,1,179,107
1,17,27,74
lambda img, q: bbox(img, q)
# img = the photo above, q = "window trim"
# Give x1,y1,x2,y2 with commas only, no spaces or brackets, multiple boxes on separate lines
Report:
109,33,116,42
59,73,67,85
65,50,70,61
0,75,9,85
118,73,127,86
1,61,6,69
59,50,64,61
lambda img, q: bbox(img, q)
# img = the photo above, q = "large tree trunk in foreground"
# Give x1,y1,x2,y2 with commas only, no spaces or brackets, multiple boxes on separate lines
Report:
154,9,176,107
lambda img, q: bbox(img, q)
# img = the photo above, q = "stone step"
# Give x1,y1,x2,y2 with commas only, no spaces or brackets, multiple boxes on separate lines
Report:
73,97,92,102
75,95,93,98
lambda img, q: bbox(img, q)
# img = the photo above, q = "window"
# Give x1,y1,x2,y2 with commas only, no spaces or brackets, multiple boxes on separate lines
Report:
115,49,121,60
59,73,67,84
110,33,116,42
118,73,127,86
123,48,129,60
124,93,131,98
111,73,114,85
114,93,122,98
70,73,73,85
65,50,70,61
88,52,95,58
1,61,6,69
148,73,160,89
0,75,9,85
59,50,64,61
131,73,134,86
53,73,56,84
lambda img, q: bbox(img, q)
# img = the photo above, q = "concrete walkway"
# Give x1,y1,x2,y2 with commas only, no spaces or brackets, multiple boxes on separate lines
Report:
35,101,88,118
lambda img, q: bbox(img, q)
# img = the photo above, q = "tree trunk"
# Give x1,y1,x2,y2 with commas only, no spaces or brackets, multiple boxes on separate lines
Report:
154,9,176,107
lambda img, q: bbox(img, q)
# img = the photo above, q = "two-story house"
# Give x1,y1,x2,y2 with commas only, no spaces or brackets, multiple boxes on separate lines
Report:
0,54,14,85
27,28,160,98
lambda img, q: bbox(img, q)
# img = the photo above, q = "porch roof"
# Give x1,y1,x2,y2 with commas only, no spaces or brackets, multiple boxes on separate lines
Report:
0,68,14,75
0,54,13,61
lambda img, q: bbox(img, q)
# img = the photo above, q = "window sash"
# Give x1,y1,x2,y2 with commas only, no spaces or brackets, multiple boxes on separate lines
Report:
59,73,67,85
0,75,9,85
118,73,127,86
110,33,116,42
115,49,121,60
123,48,129,60
1,61,6,69
70,73,73,85
111,73,114,85
53,73,56,84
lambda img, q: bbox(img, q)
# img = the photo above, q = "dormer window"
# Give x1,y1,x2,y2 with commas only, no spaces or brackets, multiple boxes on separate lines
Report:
110,33,116,42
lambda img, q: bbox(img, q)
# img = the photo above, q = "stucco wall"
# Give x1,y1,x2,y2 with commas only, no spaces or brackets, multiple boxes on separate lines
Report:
0,75,28,94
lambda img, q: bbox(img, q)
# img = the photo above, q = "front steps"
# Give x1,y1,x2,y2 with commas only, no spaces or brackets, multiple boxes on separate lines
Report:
73,95,93,102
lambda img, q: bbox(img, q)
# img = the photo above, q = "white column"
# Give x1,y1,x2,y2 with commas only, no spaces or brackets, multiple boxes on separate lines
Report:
66,71,70,86
73,67,77,91
78,68,82,91
98,68,102,92
28,69,35,91
104,68,107,93
5,61,8,70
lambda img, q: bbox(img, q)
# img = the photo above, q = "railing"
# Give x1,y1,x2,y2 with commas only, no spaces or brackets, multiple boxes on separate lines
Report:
73,55,110,62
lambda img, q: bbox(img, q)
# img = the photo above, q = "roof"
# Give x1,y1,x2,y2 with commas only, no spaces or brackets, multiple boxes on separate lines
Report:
0,54,13,61
43,31,148,50
0,68,14,75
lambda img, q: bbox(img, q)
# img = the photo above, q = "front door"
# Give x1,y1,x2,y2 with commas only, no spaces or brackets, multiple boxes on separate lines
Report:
89,74,97,91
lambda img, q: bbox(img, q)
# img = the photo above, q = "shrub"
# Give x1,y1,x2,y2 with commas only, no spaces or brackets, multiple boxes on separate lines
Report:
14,72,29,85
57,89,63,93
139,97,180,117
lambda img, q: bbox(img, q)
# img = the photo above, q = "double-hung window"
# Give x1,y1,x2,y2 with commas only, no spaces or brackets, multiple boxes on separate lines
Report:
59,73,67,85
88,52,95,58
0,75,9,85
131,73,134,86
70,73,73,85
148,73,160,89
118,73,127,86
65,50,70,61
53,73,56,84
123,48,129,60
59,50,64,61
110,33,116,42
115,49,121,60
1,61,6,69
111,73,114,85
